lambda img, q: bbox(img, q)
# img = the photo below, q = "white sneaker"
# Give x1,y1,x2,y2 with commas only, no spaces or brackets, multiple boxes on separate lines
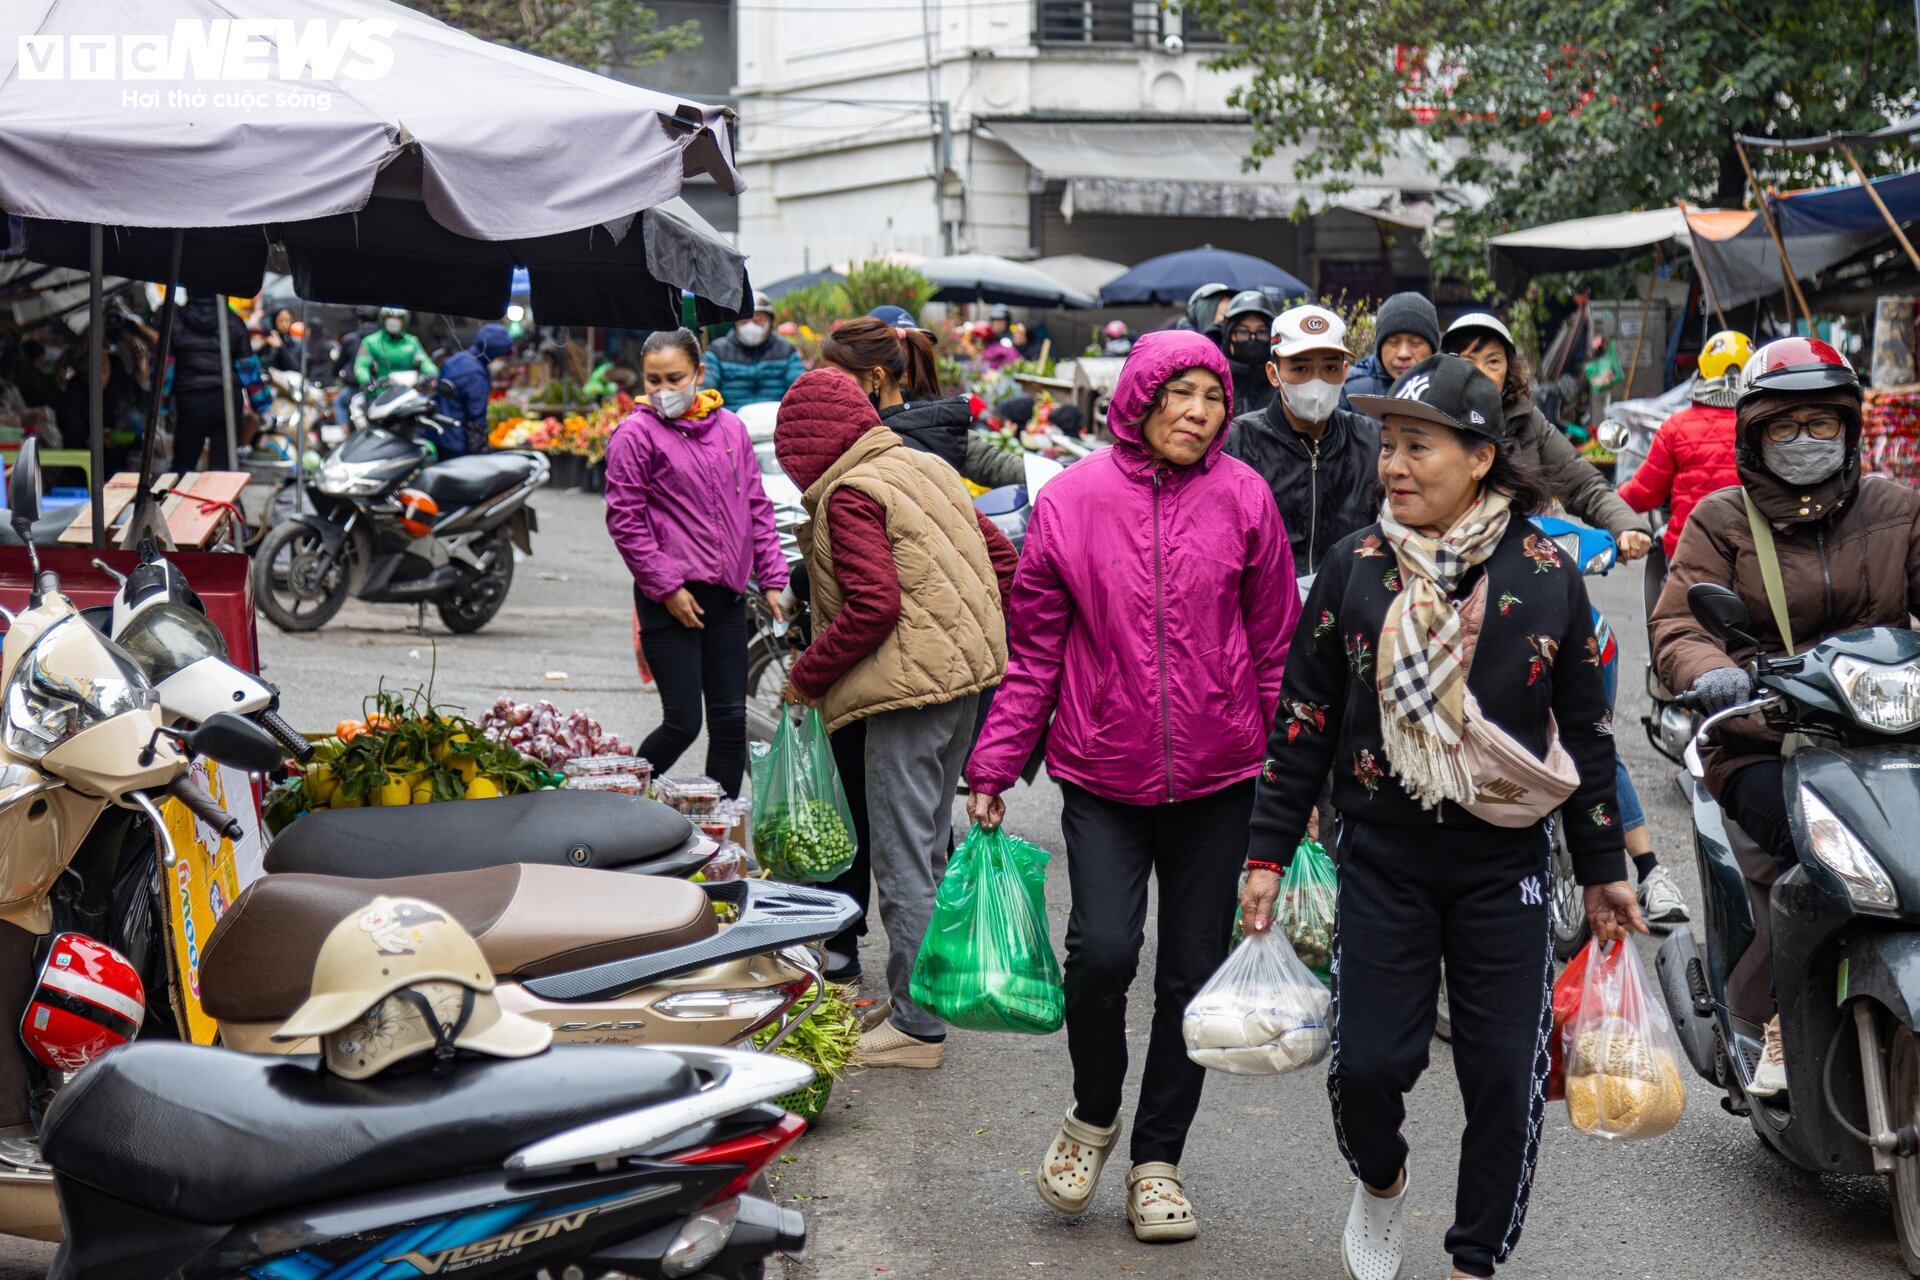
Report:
1638,864,1691,924
1750,1015,1788,1098
1342,1174,1408,1280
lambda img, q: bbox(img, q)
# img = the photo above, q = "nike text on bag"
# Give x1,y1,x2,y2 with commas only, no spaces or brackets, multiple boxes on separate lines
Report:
1459,689,1579,826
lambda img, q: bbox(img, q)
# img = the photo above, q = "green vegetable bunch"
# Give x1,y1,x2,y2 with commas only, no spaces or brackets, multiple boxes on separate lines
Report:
753,798,856,882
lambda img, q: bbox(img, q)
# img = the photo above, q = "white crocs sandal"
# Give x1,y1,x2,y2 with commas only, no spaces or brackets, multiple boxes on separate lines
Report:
1126,1162,1197,1242
1034,1109,1119,1215
1342,1174,1408,1280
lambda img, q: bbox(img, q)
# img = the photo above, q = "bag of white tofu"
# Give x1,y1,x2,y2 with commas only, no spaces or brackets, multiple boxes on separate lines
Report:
1182,927,1332,1076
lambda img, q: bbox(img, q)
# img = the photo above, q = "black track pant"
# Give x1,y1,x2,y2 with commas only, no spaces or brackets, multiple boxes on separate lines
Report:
1329,819,1554,1279
171,387,237,473
821,717,871,960
1720,760,1798,873
1058,778,1253,1166
635,582,748,798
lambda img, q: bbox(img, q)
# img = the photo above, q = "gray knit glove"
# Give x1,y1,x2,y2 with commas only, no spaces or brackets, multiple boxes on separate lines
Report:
1688,667,1754,714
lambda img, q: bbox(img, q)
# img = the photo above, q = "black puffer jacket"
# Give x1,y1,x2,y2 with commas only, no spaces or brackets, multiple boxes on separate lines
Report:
879,397,968,470
172,295,250,396
1224,401,1381,576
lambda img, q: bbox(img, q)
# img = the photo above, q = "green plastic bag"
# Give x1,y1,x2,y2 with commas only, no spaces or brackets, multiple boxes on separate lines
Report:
749,707,858,883
1280,838,1337,983
909,823,1064,1034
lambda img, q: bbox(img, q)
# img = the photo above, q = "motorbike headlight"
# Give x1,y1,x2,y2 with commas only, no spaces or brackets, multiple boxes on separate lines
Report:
1831,655,1920,733
316,457,393,496
1799,785,1900,912
2,619,156,760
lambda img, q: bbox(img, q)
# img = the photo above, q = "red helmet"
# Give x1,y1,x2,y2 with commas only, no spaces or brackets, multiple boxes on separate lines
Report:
20,934,145,1072
1737,337,1859,407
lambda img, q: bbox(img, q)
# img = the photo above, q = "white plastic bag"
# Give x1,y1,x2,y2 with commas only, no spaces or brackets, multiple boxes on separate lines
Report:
1182,928,1331,1076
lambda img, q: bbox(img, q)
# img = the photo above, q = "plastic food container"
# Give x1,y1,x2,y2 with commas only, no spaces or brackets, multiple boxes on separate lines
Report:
697,799,742,843
655,774,725,816
566,772,647,795
704,841,748,882
566,754,652,794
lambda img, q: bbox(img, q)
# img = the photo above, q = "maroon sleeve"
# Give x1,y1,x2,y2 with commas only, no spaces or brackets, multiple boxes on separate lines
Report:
975,510,1018,614
789,489,901,700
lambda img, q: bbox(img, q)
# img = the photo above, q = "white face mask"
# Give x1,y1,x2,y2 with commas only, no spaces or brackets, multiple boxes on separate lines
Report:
383,318,403,336
1279,376,1342,424
651,387,695,420
735,322,769,348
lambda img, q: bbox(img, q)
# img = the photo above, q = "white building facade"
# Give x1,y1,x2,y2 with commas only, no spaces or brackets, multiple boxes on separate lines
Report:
734,0,1447,293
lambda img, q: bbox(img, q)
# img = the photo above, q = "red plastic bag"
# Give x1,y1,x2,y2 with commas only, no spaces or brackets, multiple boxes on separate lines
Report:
1546,942,1591,1102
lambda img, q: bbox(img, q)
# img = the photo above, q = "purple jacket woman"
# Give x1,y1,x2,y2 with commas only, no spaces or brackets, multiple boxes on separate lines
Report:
604,340,790,800
964,329,1297,1242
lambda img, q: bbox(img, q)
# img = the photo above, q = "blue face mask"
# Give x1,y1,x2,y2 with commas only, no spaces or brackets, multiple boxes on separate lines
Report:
1761,434,1847,486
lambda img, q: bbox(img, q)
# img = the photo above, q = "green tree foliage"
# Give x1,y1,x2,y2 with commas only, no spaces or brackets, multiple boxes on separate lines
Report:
838,260,938,319
401,0,701,72
1180,0,1918,284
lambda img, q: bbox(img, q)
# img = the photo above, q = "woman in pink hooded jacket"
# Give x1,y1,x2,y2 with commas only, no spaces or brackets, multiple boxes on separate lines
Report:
966,328,1297,1243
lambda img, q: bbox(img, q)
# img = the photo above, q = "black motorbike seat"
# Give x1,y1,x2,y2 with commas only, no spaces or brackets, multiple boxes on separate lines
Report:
265,789,695,877
416,453,539,508
41,1041,697,1224
201,864,717,1024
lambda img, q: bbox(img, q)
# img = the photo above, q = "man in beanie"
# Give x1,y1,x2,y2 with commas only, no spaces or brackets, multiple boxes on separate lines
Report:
1651,336,1920,1099
1344,291,1441,408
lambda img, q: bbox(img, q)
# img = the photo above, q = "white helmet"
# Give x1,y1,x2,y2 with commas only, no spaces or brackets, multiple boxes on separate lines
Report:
272,896,550,1079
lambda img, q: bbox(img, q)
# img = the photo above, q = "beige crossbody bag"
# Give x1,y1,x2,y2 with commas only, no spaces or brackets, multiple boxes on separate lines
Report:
1455,578,1581,826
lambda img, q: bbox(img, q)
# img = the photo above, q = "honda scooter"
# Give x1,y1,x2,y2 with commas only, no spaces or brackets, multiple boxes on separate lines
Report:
1657,582,1920,1272
40,1040,811,1279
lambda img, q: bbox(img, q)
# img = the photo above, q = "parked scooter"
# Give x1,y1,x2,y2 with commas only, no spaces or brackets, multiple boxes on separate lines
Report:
1657,582,1920,1271
38,1039,811,1278
251,374,548,634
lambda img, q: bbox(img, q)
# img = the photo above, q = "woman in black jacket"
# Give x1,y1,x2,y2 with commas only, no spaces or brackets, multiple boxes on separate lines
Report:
170,293,251,472
1242,356,1644,1280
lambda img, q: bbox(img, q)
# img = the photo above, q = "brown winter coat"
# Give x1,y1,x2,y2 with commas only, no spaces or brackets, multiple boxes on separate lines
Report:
1649,468,1920,795
802,426,1007,732
1507,402,1647,540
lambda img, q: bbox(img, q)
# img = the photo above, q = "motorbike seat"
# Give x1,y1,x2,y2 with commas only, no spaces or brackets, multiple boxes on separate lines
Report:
201,864,716,1025
416,452,539,507
265,789,696,877
40,1041,697,1225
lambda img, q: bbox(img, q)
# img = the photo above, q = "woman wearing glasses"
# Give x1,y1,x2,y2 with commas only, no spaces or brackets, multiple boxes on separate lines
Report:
1650,336,1920,1099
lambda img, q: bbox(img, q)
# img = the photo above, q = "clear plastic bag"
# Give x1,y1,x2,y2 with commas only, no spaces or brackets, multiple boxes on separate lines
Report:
1563,938,1687,1140
749,708,857,883
1279,838,1336,983
1183,927,1331,1076
909,823,1064,1034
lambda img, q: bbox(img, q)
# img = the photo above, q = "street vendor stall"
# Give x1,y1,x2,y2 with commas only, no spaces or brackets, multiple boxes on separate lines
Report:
0,0,752,550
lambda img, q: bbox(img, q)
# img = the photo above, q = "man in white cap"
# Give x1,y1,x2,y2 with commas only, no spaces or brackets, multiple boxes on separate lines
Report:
1224,304,1382,577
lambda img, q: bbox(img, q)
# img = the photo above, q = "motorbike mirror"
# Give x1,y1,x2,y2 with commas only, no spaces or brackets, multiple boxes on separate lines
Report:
1596,419,1629,452
182,712,285,773
1687,582,1756,646
9,439,42,528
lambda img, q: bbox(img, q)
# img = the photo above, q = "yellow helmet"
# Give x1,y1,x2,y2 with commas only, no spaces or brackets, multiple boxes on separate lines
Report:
1697,330,1755,382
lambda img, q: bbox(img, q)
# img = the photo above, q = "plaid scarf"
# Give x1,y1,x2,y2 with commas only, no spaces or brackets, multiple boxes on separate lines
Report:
1376,489,1513,809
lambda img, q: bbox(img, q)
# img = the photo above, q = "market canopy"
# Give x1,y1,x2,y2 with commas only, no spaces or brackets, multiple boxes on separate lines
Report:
1485,209,1693,296
0,0,750,325
1029,254,1128,298
1736,114,1920,154
920,254,1096,309
981,120,1470,226
1099,246,1311,307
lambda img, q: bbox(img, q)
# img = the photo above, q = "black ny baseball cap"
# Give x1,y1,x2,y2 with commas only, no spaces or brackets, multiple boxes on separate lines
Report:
1351,353,1505,442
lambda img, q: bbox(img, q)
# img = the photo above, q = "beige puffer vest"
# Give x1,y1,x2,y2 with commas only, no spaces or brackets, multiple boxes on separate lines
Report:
800,427,1007,731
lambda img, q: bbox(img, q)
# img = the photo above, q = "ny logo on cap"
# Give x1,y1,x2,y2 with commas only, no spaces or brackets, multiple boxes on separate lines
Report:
1400,373,1433,401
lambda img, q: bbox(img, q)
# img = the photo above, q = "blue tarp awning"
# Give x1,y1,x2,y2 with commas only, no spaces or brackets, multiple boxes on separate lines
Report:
1772,169,1920,237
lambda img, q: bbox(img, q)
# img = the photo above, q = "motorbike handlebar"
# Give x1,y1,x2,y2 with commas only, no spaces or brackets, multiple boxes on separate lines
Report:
257,707,315,763
167,775,242,842
1674,690,1703,711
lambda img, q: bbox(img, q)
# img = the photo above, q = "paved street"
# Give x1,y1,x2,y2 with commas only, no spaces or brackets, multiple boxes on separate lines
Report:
0,490,1905,1278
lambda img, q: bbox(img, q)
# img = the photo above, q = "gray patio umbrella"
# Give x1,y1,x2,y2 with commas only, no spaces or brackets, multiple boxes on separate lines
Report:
0,0,751,542
920,254,1097,309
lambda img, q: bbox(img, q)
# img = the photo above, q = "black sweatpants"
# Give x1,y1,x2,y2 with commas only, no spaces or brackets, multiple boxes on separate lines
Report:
635,581,749,798
1330,819,1554,1279
171,386,237,473
1720,760,1797,872
1058,778,1253,1166
821,717,871,961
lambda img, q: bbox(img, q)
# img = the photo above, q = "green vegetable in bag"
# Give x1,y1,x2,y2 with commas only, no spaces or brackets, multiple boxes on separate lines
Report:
1280,838,1336,983
910,823,1064,1034
750,707,858,883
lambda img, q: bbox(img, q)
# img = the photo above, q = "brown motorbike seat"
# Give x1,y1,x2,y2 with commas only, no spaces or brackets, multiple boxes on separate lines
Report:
201,864,716,1024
